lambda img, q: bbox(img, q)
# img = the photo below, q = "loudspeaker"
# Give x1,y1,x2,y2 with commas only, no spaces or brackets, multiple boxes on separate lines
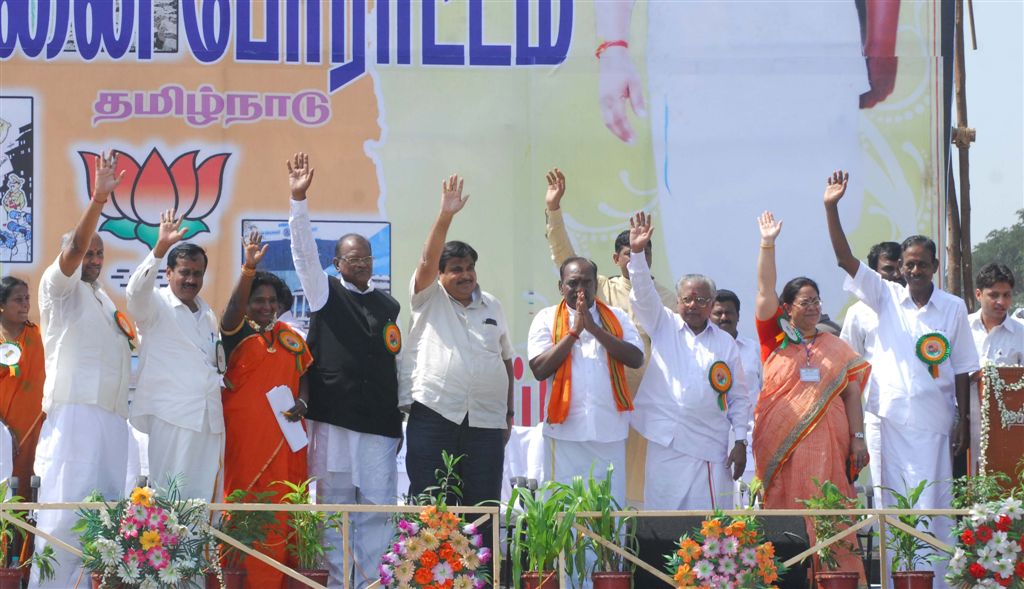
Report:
633,515,810,589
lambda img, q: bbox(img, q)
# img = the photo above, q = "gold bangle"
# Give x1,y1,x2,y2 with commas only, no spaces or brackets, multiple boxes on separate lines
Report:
240,265,256,277
759,243,775,249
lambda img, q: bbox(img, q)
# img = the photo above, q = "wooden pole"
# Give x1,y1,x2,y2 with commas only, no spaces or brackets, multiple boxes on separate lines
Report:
953,0,977,310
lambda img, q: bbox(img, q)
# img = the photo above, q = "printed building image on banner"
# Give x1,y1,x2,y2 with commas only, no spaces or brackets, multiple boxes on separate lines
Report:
241,218,392,330
0,96,34,264
63,0,179,54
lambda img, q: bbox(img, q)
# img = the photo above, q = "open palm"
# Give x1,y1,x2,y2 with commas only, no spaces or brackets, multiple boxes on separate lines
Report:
758,211,783,242
287,152,315,198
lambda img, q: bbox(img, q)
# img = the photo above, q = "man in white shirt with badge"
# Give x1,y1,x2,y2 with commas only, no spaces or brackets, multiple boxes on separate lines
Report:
710,289,760,506
825,170,979,588
32,152,135,589
968,263,1024,469
624,213,750,510
527,256,644,504
127,210,223,501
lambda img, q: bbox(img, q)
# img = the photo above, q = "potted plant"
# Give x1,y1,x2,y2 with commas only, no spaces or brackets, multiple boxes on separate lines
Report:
378,453,492,589
951,471,1010,509
564,465,636,589
205,489,277,589
665,512,785,588
945,496,1023,587
75,479,211,589
507,480,579,589
797,479,862,589
883,480,938,589
276,478,337,589
0,480,58,588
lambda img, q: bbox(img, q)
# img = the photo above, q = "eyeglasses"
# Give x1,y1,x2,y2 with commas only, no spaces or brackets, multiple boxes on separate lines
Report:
339,255,374,267
679,296,712,307
792,298,823,309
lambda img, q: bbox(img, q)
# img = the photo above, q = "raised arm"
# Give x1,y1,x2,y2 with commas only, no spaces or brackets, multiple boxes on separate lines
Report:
543,168,578,266
595,0,644,143
286,152,329,312
754,211,782,321
626,211,666,333
221,230,269,332
823,170,860,277
60,151,125,276
413,175,468,295
127,209,187,323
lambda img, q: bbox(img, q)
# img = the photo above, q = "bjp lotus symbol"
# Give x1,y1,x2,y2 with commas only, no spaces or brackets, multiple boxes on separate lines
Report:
79,148,230,248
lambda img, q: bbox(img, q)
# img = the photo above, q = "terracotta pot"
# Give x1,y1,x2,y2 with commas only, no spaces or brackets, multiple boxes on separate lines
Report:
286,568,330,589
891,570,934,589
815,571,860,589
592,571,632,589
0,568,22,589
521,571,560,589
206,568,248,589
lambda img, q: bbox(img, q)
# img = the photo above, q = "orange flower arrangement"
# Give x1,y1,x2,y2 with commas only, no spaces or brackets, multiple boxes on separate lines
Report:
665,513,785,589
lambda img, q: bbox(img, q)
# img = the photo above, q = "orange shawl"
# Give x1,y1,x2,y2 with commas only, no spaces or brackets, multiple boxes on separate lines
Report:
547,299,632,424
752,331,870,504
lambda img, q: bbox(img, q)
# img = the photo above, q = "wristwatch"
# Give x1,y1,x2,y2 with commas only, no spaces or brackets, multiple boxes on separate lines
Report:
852,432,865,439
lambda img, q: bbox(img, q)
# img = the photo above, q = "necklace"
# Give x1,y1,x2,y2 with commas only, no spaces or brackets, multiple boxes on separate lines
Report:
246,317,277,352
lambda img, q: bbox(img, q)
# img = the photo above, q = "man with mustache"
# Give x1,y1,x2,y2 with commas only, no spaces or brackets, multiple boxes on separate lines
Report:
286,153,403,589
127,210,223,501
625,213,750,510
32,152,134,589
826,170,978,587
527,255,643,504
403,175,514,523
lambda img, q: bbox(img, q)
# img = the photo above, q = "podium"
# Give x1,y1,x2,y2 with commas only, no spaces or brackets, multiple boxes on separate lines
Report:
978,366,1024,488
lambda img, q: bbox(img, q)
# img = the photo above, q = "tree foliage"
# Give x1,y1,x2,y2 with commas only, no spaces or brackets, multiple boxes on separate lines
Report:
972,209,1024,301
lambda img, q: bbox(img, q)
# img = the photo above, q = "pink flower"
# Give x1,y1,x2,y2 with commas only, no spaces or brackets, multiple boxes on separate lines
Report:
123,548,145,566
79,148,229,248
477,548,491,565
147,547,171,570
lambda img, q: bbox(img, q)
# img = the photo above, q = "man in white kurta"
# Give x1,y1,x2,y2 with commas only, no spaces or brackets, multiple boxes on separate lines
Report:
127,213,223,501
527,258,644,505
627,226,750,510
967,263,1024,470
32,153,133,589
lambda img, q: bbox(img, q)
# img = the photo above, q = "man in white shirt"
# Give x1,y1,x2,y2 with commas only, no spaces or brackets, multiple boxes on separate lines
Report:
710,289,760,506
968,263,1024,469
127,210,223,501
402,175,514,518
32,152,134,589
840,240,902,508
826,171,979,588
627,213,750,510
286,153,403,589
527,257,644,503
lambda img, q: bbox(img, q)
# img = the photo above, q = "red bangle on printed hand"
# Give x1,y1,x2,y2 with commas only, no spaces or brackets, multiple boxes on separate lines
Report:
595,40,628,59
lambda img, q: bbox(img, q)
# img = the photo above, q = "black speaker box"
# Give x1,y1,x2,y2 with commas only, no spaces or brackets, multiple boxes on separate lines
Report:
633,515,810,589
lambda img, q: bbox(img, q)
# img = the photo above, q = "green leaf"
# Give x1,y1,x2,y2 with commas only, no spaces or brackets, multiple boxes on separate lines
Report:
99,218,140,241
135,223,159,249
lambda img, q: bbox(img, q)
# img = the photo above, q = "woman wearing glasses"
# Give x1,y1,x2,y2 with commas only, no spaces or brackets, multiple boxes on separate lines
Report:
751,210,869,577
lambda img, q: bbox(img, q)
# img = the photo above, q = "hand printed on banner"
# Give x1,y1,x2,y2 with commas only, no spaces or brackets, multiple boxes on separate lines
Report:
79,148,229,249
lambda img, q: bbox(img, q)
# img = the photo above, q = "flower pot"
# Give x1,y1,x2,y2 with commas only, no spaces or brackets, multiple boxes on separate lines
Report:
286,568,330,589
91,572,123,589
592,571,632,589
0,568,22,589
814,571,859,589
206,568,248,589
521,571,560,589
891,570,934,589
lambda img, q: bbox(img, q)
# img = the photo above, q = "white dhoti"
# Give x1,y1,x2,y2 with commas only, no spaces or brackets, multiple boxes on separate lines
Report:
643,440,733,511
872,414,954,589
501,425,546,503
124,425,149,496
543,438,626,504
30,404,129,589
146,416,223,501
308,420,399,589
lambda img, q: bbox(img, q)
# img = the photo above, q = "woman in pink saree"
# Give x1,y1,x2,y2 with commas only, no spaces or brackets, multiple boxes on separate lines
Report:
751,210,870,577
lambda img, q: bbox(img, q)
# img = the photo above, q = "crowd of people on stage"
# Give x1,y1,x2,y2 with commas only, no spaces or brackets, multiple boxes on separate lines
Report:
1,151,1021,589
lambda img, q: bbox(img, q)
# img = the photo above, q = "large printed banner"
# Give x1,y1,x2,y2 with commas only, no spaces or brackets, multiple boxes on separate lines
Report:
1,1,947,425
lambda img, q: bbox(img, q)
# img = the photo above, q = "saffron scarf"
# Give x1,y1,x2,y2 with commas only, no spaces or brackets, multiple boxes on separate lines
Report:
547,299,633,424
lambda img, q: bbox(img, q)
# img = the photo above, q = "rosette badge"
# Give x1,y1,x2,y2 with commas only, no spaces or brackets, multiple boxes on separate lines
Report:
79,148,229,248
915,332,950,378
708,360,732,411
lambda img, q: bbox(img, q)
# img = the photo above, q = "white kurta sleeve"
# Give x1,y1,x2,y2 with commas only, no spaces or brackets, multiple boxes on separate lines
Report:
287,198,330,313
839,305,866,356
844,261,886,313
949,304,981,376
626,254,671,335
126,250,164,327
724,338,751,442
39,256,80,305
526,307,555,361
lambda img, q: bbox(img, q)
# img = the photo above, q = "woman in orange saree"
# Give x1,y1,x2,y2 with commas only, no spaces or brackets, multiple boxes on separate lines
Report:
220,232,312,588
750,211,870,579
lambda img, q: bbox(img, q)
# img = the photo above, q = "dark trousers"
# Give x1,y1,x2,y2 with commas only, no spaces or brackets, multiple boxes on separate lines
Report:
405,402,505,507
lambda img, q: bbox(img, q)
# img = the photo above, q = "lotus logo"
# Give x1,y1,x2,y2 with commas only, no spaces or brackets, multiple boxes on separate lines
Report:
79,148,230,248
